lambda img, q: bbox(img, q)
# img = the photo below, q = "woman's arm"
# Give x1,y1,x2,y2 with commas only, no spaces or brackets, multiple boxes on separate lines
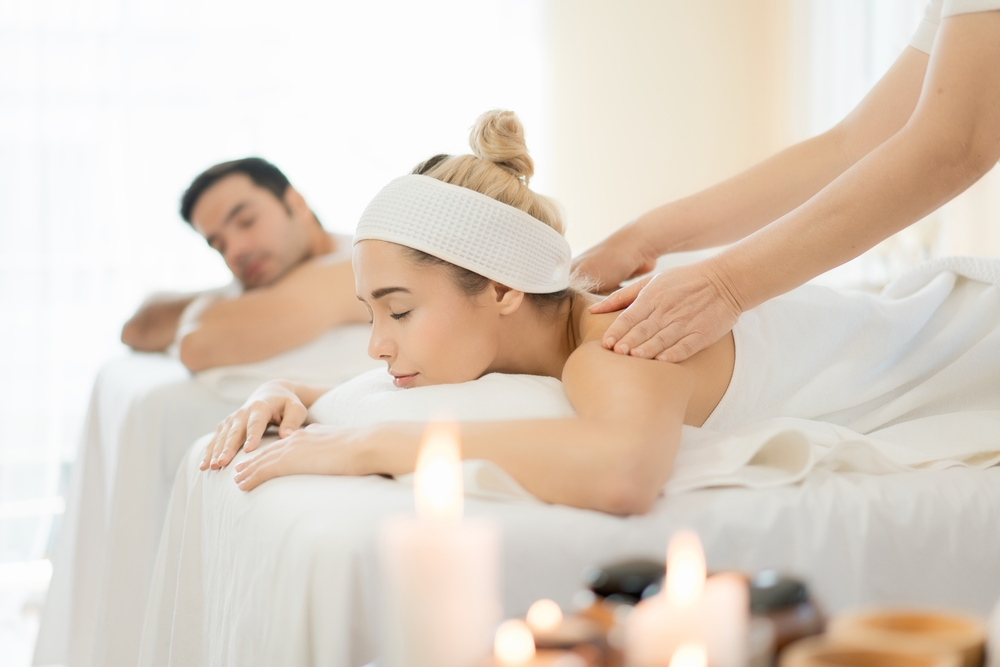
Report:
203,379,332,470
233,343,695,515
574,46,929,292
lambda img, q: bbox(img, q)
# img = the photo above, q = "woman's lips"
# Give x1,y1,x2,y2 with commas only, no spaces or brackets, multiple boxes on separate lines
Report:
391,372,418,388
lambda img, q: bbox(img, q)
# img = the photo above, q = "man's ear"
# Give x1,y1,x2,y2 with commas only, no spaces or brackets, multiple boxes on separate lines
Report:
492,283,525,315
283,186,312,221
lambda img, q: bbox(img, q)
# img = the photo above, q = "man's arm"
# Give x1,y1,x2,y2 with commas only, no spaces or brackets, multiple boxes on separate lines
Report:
121,293,196,352
177,257,369,372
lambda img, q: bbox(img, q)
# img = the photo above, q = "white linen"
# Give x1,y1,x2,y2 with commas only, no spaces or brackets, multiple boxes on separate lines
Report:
195,324,381,402
140,258,1000,666
35,326,378,667
35,354,243,667
141,440,1000,667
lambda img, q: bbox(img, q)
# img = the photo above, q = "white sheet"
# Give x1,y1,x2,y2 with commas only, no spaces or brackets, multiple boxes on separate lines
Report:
35,353,243,667
141,439,1000,667
35,326,378,667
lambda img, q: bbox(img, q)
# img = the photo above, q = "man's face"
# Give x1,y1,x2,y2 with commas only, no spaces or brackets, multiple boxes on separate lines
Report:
190,173,312,288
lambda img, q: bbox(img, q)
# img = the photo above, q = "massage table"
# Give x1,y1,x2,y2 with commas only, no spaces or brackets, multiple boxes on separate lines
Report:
138,257,1000,667
33,325,378,667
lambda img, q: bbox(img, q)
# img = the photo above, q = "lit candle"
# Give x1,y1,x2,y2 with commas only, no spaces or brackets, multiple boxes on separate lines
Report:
526,599,563,633
495,619,537,665
669,643,708,667
379,422,503,667
626,530,748,667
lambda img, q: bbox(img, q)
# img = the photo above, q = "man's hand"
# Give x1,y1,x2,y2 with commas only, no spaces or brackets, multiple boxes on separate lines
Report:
590,259,743,363
572,223,658,294
201,381,308,471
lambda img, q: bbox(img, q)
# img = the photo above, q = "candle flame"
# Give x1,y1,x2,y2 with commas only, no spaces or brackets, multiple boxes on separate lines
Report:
494,619,536,665
665,529,705,607
669,643,707,667
525,599,563,632
413,422,463,521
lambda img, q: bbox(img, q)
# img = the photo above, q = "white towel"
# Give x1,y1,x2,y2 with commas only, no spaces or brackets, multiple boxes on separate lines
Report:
194,324,382,401
305,257,1000,502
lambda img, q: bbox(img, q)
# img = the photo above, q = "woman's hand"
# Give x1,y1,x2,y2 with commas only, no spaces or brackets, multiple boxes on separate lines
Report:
590,259,744,362
232,424,398,491
572,222,659,294
201,380,309,471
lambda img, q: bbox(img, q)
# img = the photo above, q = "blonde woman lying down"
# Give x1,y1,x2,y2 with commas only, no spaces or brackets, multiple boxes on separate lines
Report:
201,110,1000,515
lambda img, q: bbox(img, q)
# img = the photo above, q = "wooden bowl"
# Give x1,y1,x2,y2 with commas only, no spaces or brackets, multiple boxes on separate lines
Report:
779,636,961,667
828,609,986,667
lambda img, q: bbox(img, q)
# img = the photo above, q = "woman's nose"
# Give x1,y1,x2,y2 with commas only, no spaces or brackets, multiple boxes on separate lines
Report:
367,325,395,361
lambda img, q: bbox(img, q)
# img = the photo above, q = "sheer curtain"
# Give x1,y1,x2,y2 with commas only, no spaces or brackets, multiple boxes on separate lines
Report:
789,0,932,289
0,0,547,590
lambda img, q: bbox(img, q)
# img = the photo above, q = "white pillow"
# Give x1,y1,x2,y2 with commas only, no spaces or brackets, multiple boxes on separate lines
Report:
308,368,576,425
307,368,577,502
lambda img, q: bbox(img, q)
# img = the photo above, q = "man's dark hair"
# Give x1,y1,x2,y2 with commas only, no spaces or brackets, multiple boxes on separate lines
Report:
180,157,291,224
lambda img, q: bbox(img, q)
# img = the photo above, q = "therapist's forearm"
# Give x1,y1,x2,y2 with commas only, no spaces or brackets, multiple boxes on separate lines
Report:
635,127,856,254
709,125,988,312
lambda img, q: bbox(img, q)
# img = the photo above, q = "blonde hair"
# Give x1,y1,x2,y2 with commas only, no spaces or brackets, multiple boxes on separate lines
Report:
408,110,588,314
412,109,565,235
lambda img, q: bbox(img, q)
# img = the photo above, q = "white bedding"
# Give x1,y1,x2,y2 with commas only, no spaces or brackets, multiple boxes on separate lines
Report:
141,437,1000,667
139,258,1000,667
35,328,378,667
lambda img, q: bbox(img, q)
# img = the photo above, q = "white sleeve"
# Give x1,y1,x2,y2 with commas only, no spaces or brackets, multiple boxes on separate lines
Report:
943,0,1000,16
913,0,1000,54
910,0,944,54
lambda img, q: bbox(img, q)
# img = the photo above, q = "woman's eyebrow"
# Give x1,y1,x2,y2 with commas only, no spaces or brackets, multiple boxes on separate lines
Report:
370,287,411,300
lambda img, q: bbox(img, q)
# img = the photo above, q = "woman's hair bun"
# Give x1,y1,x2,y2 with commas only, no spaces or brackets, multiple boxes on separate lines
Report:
469,109,534,183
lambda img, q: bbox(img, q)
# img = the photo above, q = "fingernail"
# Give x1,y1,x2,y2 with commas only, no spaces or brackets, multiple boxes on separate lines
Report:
615,344,629,355
603,337,616,348
632,349,645,358
235,462,245,472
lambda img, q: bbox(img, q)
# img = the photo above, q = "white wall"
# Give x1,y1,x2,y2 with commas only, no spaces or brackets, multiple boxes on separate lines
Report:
544,0,794,253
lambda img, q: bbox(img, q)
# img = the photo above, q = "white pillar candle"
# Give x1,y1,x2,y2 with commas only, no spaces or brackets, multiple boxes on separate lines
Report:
380,423,503,667
626,530,748,667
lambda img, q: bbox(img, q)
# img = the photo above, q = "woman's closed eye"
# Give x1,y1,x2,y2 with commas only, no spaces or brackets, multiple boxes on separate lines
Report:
390,310,411,321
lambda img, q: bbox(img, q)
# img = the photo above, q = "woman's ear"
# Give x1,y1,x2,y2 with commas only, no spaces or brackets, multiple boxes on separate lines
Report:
492,283,525,315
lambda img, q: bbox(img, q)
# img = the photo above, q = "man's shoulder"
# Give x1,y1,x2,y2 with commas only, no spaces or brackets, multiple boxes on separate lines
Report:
312,233,354,266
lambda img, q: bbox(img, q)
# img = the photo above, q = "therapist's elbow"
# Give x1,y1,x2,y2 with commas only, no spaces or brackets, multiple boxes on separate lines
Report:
913,120,1000,184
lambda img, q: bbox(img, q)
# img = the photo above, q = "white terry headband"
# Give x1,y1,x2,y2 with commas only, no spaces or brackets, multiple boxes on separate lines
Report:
353,174,572,294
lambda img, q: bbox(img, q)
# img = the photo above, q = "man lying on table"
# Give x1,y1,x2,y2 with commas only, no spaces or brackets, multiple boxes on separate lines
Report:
121,157,369,371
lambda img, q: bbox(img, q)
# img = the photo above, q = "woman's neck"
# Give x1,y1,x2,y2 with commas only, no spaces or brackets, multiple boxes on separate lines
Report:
488,294,594,379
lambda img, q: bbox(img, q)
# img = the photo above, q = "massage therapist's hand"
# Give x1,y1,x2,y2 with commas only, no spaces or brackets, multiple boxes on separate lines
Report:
201,380,308,471
572,221,658,294
590,259,743,363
